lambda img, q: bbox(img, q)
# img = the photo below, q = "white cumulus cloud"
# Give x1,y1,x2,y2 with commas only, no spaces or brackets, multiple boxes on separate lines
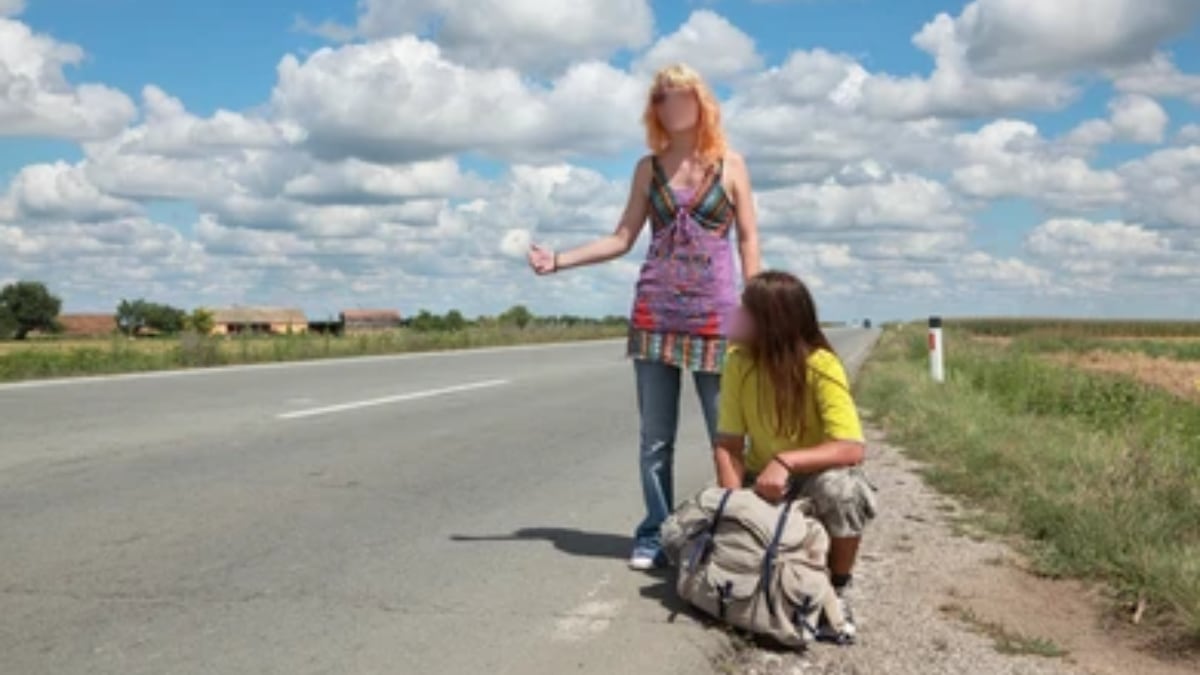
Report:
1109,94,1169,144
1028,218,1169,258
270,37,644,164
1109,52,1200,104
352,0,654,72
859,12,1075,120
0,18,136,140
1,162,142,222
952,120,1125,210
945,0,1200,76
634,10,762,82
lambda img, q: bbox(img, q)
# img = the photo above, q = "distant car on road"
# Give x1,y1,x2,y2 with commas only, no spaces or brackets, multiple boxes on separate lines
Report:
863,318,872,328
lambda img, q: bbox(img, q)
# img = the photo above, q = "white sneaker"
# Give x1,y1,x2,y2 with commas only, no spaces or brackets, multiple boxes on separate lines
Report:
818,590,857,644
837,592,857,641
628,546,661,571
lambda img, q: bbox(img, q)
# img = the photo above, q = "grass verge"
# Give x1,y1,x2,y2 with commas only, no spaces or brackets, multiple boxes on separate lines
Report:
0,325,626,383
856,325,1200,642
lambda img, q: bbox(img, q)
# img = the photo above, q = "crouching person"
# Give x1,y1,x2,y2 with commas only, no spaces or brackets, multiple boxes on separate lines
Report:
713,270,877,640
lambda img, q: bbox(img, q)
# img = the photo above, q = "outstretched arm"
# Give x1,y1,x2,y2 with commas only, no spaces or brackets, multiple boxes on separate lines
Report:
529,158,652,274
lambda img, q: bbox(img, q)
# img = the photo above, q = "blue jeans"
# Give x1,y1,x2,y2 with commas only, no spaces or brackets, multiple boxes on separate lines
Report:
634,359,720,551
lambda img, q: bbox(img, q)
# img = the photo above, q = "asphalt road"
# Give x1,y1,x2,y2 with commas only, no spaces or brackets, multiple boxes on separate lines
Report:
0,329,880,675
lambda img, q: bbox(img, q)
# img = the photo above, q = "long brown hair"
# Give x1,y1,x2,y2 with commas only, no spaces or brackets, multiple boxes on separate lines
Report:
740,271,834,439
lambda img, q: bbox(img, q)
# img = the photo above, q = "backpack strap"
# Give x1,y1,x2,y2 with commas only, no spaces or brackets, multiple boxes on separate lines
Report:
791,594,820,638
718,580,734,621
686,488,733,573
760,495,798,611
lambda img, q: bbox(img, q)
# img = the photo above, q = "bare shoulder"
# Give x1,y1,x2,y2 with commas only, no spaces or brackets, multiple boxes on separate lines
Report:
724,150,748,173
633,154,655,180
627,155,654,192
722,150,749,200
723,150,751,192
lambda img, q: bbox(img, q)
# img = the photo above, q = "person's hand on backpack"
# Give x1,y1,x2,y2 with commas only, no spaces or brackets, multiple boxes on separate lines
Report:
754,456,791,503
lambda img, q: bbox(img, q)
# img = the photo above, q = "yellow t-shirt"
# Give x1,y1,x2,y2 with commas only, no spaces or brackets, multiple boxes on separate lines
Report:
717,346,864,474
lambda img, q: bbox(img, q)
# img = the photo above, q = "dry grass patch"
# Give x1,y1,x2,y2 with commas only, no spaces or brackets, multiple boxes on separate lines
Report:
1047,350,1200,402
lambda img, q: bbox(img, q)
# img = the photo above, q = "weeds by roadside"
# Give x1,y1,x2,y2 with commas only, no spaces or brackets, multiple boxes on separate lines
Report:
857,324,1200,642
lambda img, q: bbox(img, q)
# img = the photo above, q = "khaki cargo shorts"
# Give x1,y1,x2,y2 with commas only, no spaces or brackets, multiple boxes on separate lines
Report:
792,466,878,538
745,466,878,538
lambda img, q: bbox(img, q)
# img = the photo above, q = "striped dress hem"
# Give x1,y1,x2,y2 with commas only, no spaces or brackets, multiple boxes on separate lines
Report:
626,327,728,373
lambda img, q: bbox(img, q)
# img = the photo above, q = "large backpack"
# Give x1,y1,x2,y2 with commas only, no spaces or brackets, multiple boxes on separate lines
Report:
660,487,850,649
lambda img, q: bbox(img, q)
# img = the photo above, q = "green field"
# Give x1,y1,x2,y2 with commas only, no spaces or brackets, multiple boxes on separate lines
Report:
858,321,1200,642
943,318,1200,363
0,324,627,383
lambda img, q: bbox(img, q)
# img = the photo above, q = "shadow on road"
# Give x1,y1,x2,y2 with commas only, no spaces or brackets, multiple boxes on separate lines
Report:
450,528,631,560
637,567,695,617
450,529,701,619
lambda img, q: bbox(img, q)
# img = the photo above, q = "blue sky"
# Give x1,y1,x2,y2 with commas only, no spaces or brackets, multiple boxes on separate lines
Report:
1,0,1199,321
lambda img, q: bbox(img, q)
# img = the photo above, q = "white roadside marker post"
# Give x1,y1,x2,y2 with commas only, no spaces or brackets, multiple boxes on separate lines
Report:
929,316,945,383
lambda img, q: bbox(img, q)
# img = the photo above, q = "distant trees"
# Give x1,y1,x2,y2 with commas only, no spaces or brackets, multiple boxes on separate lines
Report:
0,281,62,340
184,308,215,335
116,299,187,336
409,310,445,332
404,306,623,332
499,305,533,329
119,302,212,336
443,310,467,332
403,305,628,331
409,309,468,332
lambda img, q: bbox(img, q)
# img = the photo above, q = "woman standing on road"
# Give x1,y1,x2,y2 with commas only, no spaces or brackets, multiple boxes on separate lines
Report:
528,63,761,570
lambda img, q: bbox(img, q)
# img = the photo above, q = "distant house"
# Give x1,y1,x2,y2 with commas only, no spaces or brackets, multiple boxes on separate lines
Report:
58,313,118,337
341,309,402,333
211,307,308,336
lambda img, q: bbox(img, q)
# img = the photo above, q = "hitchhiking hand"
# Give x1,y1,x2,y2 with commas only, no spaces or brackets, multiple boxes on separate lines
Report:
528,244,557,275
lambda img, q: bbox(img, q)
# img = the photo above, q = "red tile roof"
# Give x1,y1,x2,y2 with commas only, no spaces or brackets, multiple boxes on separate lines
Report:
58,314,118,336
341,309,402,322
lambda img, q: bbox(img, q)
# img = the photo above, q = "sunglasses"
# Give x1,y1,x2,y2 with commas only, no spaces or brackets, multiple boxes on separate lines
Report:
651,88,695,106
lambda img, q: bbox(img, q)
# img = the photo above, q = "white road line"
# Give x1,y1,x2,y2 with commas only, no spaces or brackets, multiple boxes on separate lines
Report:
0,339,621,392
276,379,510,420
